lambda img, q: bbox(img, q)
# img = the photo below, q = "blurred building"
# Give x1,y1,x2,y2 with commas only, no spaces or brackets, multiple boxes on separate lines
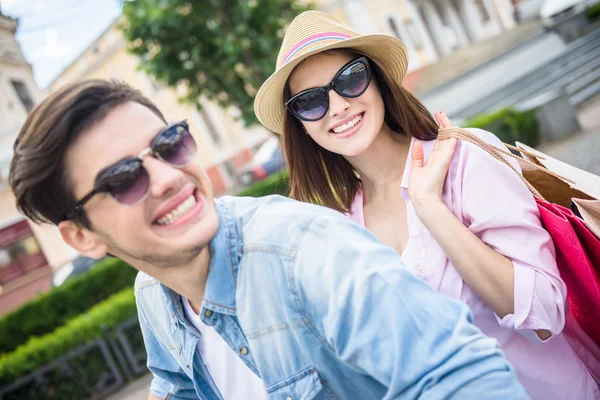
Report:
316,0,517,72
0,10,75,314
48,22,270,196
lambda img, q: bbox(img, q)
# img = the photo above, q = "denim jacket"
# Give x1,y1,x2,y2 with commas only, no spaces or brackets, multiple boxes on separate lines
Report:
135,195,529,400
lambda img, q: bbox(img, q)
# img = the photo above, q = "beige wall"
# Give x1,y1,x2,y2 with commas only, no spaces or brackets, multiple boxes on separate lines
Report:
0,14,73,274
0,63,42,130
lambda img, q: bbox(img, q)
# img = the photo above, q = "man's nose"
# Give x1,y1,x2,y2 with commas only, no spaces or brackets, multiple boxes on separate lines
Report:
143,156,186,198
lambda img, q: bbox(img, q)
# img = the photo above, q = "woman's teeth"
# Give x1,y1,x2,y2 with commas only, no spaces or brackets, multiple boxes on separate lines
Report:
332,114,362,134
157,195,197,225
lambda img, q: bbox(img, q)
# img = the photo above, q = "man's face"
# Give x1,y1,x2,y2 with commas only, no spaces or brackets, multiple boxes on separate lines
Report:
63,102,219,268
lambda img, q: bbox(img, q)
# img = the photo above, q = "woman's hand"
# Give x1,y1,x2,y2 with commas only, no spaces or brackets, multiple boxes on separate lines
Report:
408,111,458,214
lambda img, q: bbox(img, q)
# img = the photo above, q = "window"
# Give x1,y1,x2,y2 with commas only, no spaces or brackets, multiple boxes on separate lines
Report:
405,20,424,50
10,80,34,112
222,159,238,187
474,0,491,22
388,17,424,51
198,106,223,147
0,221,48,285
388,17,402,40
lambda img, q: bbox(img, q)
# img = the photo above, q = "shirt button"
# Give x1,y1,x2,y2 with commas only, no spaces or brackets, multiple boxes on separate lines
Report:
416,266,427,276
239,346,249,356
286,397,293,400
204,310,213,318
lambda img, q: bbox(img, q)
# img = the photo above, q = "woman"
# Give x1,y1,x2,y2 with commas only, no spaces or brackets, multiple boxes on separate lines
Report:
253,10,600,399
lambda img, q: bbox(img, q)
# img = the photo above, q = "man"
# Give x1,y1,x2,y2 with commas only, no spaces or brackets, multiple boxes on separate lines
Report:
9,80,529,400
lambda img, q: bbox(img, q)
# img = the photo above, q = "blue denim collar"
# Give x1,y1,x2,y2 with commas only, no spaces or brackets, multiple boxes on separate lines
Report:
202,199,241,315
157,199,241,321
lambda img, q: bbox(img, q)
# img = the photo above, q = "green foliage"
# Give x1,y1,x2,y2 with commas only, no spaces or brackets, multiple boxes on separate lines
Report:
464,108,539,147
120,0,312,127
236,171,290,197
2,342,125,399
0,288,136,386
586,2,600,20
0,257,136,355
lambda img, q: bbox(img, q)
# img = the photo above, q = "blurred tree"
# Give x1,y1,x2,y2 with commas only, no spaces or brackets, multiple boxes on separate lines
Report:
120,0,311,127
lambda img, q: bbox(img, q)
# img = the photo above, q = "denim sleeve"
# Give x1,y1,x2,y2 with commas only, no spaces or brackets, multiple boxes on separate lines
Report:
136,300,198,400
293,215,530,400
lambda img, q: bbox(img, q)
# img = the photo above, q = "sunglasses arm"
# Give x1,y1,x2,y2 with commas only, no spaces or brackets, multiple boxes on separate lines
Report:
63,186,106,221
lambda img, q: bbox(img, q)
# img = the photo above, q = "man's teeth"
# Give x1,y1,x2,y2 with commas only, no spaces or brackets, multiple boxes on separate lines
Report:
157,195,197,225
332,114,362,134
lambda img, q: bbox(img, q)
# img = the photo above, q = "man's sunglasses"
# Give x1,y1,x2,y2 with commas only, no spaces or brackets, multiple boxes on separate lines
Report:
285,56,372,122
63,120,197,221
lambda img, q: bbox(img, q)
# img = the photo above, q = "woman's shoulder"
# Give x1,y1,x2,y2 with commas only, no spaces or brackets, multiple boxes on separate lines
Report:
457,127,506,151
451,127,519,169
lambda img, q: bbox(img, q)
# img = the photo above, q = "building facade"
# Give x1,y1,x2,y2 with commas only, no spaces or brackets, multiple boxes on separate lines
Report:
0,10,75,315
317,0,517,72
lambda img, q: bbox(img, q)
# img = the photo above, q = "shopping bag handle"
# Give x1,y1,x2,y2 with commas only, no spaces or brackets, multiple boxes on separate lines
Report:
437,127,575,201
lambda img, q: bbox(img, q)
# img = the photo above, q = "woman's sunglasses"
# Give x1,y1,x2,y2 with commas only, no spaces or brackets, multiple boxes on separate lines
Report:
63,120,197,221
285,56,372,122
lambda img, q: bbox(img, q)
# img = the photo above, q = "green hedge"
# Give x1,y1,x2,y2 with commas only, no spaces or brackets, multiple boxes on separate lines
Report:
464,108,539,147
0,257,136,355
236,170,290,197
586,2,600,20
0,287,136,386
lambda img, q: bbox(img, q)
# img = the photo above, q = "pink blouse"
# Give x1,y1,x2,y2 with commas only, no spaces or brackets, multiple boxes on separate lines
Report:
349,128,600,399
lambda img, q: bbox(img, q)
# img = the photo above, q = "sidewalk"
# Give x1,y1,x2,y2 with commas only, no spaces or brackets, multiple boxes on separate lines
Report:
537,95,600,175
106,373,152,400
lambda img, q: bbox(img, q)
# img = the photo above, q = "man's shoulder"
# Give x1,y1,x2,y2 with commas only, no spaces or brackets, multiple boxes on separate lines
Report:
219,194,343,223
219,194,347,247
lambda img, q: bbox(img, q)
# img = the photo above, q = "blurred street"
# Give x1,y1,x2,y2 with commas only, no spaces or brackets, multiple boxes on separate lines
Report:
106,373,152,400
538,95,600,175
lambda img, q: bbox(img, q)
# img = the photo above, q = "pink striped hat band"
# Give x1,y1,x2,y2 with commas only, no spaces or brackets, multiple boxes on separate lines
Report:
279,32,353,67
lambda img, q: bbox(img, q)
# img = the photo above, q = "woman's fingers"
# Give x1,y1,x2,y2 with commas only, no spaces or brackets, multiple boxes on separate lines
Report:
437,111,452,129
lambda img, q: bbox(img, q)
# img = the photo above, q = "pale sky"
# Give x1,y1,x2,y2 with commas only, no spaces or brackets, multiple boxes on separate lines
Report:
2,0,122,88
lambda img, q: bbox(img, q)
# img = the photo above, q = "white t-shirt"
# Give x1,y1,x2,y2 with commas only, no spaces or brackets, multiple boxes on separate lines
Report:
182,297,268,400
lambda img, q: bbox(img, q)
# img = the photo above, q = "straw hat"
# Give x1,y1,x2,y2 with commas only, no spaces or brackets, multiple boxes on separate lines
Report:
254,10,409,134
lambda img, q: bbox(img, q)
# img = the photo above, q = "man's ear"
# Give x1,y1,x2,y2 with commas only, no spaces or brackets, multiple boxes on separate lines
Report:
58,220,108,259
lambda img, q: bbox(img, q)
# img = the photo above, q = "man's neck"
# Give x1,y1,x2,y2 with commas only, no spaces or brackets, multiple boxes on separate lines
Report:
171,247,210,313
132,245,211,313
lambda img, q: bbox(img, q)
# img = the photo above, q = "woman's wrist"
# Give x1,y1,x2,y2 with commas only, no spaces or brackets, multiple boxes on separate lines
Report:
412,197,449,226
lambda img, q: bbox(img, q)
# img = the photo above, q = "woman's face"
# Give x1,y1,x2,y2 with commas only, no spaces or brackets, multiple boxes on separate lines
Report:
288,52,386,157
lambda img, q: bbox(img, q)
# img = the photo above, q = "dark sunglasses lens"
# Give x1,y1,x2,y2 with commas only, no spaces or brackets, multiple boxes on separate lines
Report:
290,89,328,121
154,124,197,166
104,160,150,204
336,61,369,97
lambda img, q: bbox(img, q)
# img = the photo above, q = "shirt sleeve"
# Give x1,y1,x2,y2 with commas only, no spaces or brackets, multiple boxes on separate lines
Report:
293,214,529,400
460,128,567,341
136,296,198,400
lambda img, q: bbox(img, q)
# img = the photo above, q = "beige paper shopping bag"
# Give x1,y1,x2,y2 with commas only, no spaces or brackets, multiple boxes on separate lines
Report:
515,142,600,238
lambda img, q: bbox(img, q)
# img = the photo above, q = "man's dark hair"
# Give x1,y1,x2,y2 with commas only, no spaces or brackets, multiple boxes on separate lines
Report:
9,79,166,228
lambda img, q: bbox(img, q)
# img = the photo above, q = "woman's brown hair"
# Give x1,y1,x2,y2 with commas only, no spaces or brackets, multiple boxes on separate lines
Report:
282,51,438,213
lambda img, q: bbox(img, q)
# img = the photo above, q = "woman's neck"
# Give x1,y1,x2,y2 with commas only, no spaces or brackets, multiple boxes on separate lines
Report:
347,124,411,197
